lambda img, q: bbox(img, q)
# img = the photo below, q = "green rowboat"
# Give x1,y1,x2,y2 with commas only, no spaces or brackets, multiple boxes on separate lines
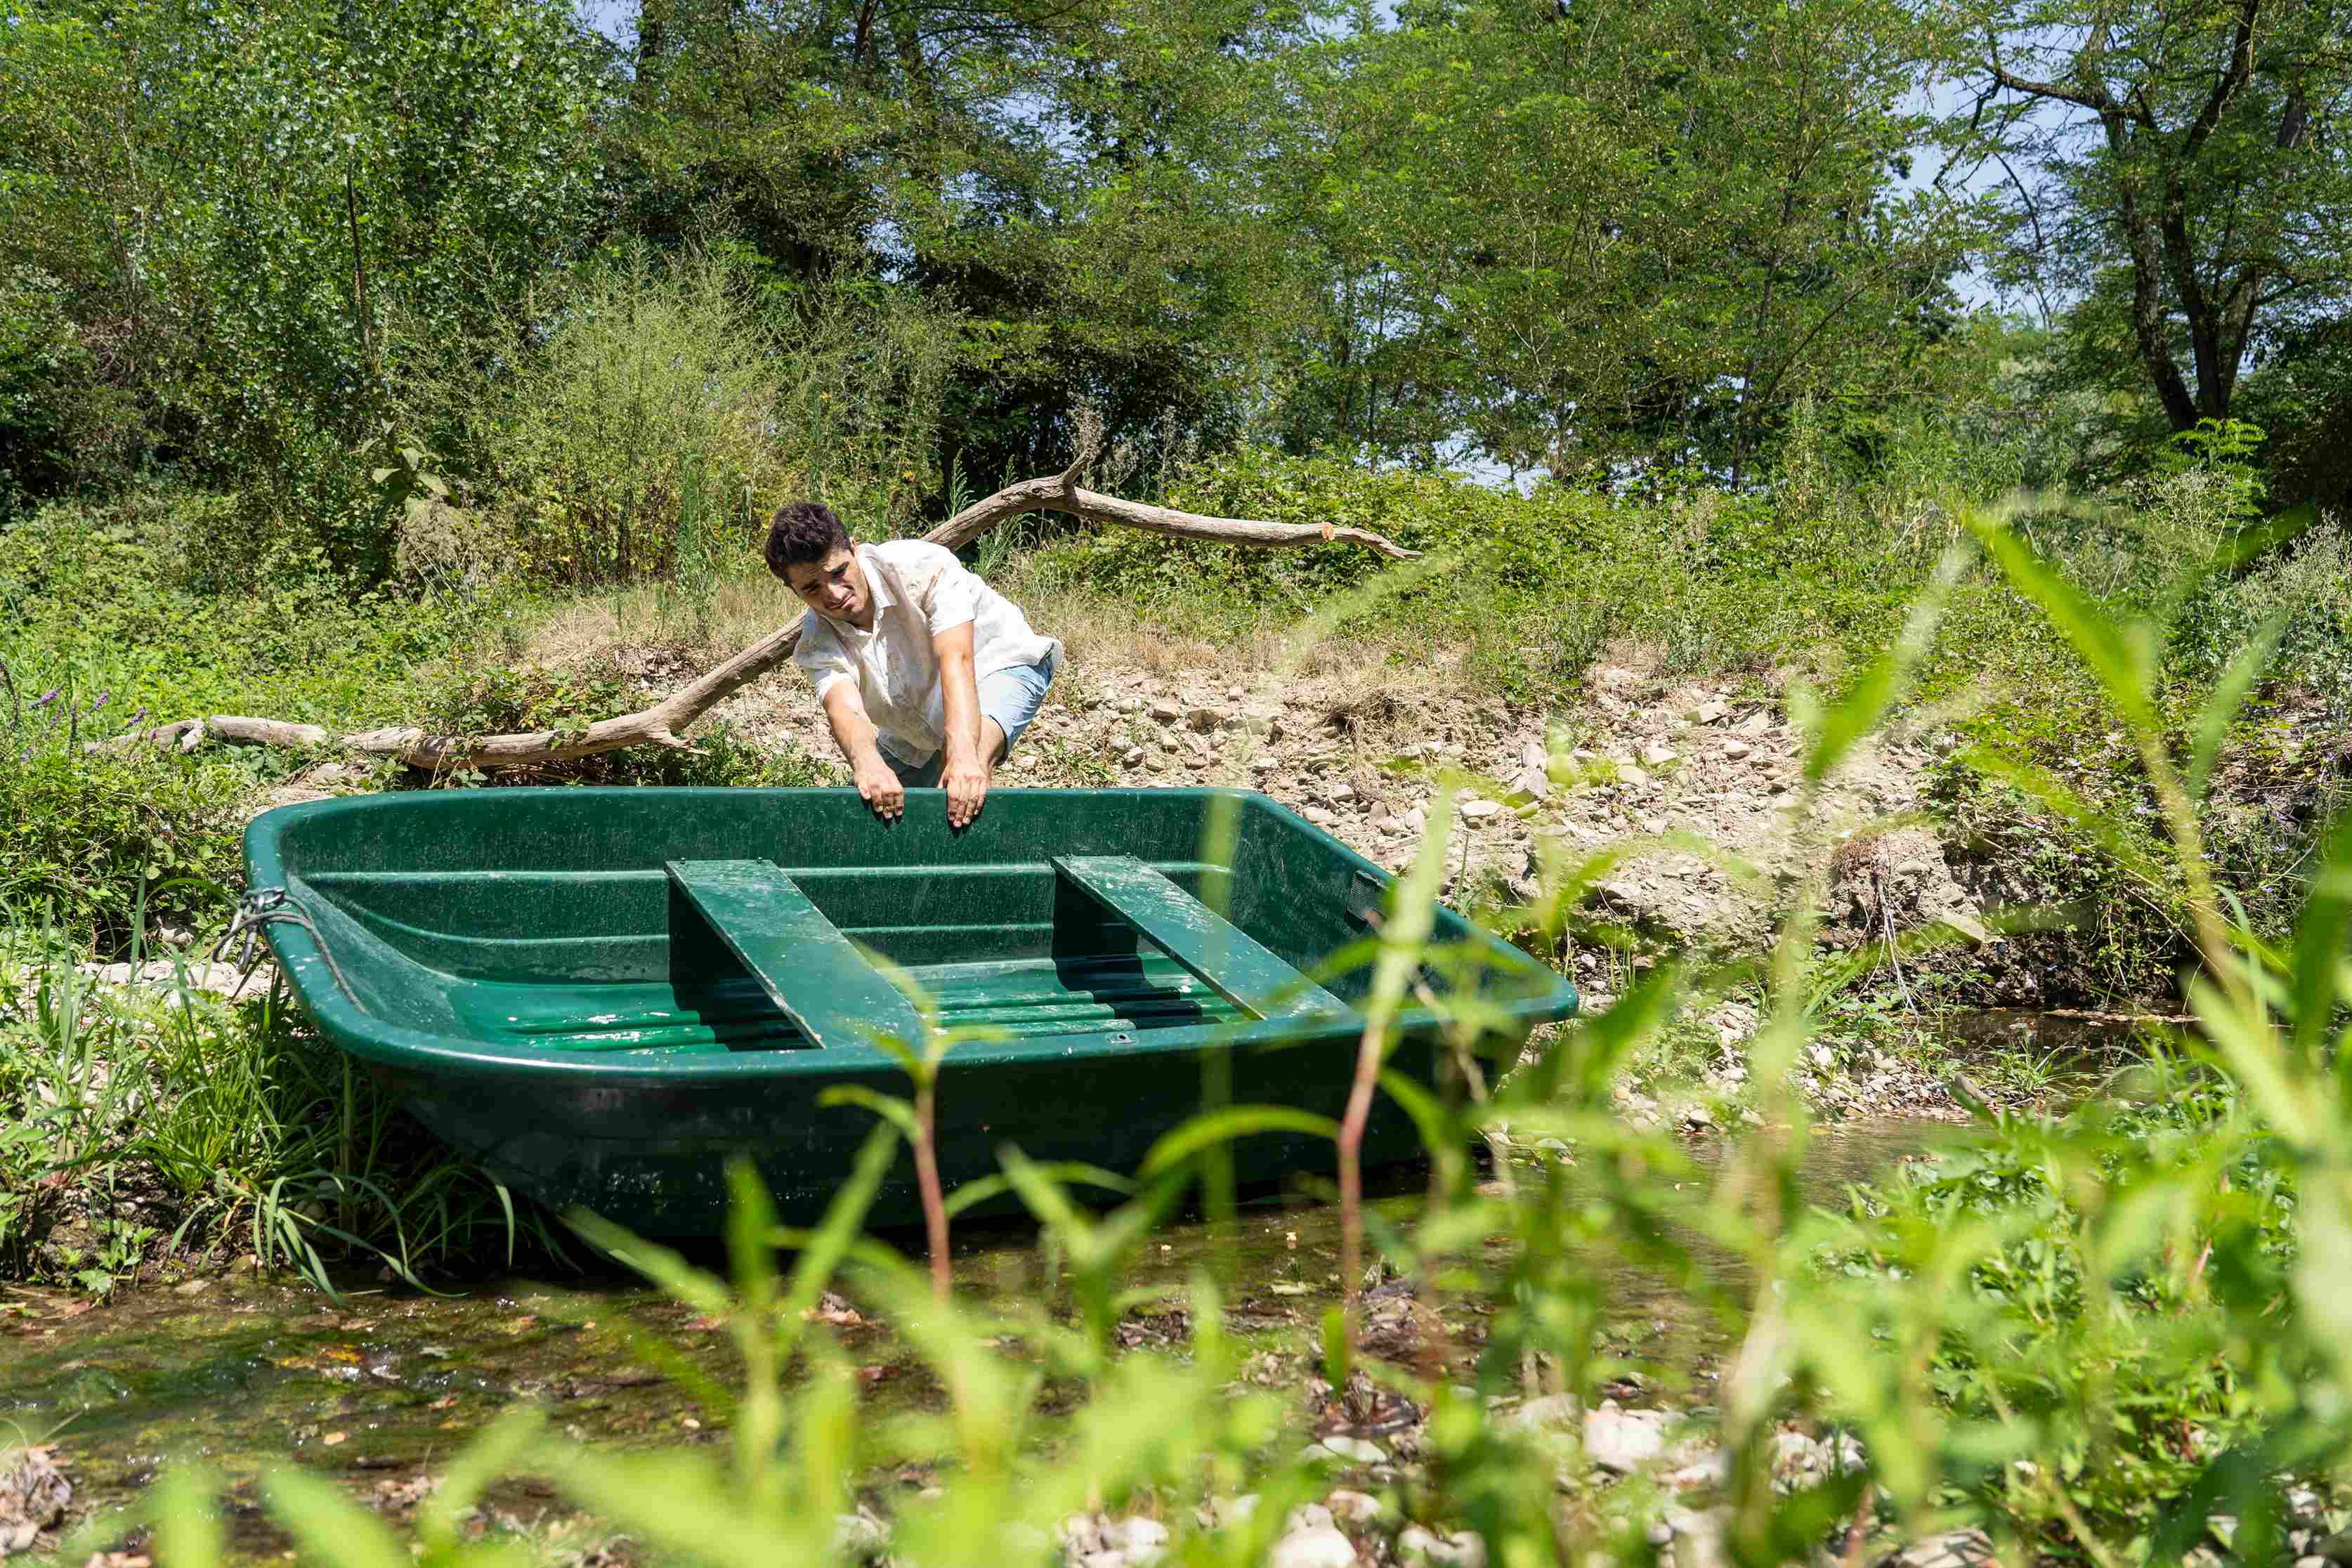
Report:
242,788,1578,1235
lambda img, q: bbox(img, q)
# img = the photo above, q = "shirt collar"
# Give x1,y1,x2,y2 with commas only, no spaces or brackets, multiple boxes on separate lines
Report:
856,542,898,620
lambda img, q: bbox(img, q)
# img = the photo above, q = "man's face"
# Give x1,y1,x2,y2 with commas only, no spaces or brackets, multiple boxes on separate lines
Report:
785,546,867,623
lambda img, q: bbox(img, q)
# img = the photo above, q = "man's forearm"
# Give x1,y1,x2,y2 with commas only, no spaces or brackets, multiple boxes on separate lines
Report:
825,690,888,769
939,651,984,762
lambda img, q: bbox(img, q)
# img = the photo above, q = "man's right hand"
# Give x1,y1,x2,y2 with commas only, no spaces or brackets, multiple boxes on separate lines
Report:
853,757,906,821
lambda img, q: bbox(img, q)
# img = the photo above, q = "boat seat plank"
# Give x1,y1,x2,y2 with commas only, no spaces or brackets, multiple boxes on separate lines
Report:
1052,855,1344,1021
665,860,925,1050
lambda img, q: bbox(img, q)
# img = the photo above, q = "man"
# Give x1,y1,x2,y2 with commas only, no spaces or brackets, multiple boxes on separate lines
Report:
767,501,1062,828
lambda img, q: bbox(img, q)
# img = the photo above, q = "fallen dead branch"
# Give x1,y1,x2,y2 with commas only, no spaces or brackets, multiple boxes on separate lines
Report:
95,461,1420,773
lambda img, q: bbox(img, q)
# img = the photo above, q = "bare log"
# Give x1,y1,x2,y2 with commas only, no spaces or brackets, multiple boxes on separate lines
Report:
96,471,1419,772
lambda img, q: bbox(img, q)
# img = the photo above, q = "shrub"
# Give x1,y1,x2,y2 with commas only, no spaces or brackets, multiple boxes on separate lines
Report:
398,248,965,587
0,707,244,949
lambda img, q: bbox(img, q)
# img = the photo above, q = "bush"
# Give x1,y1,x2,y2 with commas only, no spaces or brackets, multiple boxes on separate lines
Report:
398,249,966,587
0,712,244,949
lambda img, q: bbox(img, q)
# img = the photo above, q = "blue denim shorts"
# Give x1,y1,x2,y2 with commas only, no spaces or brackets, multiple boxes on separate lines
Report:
886,651,1061,786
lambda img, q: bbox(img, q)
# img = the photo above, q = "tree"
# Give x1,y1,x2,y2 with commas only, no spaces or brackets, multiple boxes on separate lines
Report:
1947,0,2352,431
1268,0,1975,480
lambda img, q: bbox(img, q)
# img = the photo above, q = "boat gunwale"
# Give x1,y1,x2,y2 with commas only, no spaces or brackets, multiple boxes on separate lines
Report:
245,785,1579,1083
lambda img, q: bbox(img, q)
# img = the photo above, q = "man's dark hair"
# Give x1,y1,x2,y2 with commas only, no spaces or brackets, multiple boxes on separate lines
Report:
765,501,851,578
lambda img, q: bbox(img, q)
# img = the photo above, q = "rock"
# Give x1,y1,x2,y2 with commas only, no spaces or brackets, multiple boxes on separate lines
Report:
1186,707,1221,733
1324,1491,1388,1524
833,1507,891,1562
1252,756,1278,772
1060,1513,1170,1568
1770,1429,1864,1491
1617,764,1651,788
1196,1494,1259,1529
1303,806,1335,826
1373,816,1406,836
0,1446,70,1556
1121,745,1146,765
1227,686,1246,702
1694,700,1729,724
1876,1529,1995,1568
1678,1104,1713,1129
1666,1507,1732,1568
1267,1524,1358,1568
1149,701,1183,724
1398,1524,1487,1567
1502,1392,1579,1432
79,959,258,998
1735,710,1772,735
1666,1449,1728,1490
1583,1405,1672,1475
1721,740,1753,761
1300,1435,1387,1465
1331,783,1355,802
1460,798,1503,823
1511,769,1550,801
1641,744,1678,767
1404,805,1427,831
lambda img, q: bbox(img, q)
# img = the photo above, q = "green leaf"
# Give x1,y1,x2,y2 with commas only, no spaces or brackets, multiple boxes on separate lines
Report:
1139,1104,1340,1176
261,1465,411,1568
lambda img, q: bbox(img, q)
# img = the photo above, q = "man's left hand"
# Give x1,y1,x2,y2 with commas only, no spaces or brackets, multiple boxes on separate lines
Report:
941,750,989,828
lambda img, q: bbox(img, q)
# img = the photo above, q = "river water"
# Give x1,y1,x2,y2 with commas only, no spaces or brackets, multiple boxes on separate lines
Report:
3,1010,2162,1554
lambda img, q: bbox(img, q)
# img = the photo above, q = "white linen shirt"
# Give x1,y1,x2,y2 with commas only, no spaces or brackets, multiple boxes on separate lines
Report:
792,540,1061,766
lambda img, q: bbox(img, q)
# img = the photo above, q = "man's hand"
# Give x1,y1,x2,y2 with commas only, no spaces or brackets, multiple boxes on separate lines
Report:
853,756,906,821
941,747,988,829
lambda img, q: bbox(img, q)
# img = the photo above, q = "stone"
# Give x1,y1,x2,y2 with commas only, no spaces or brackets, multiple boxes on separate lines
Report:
1252,756,1277,772
1461,798,1503,822
1186,707,1221,733
1303,806,1335,826
1583,1404,1672,1474
1736,710,1772,734
1398,1524,1488,1567
1196,1494,1259,1529
1227,685,1246,702
1373,816,1406,836
1301,1435,1387,1465
1694,700,1730,724
1721,740,1753,761
1404,805,1427,831
1323,1490,1388,1524
1149,701,1183,724
1617,764,1651,788
1502,1392,1579,1432
1521,738,1548,771
1876,1529,1995,1568
1331,783,1355,802
1268,1524,1359,1568
80,959,257,998
1512,770,1550,801
0,1446,70,1556
1641,744,1678,767
833,1508,891,1562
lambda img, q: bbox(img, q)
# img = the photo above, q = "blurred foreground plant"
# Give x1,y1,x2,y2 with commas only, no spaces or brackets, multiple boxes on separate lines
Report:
130,500,2352,1567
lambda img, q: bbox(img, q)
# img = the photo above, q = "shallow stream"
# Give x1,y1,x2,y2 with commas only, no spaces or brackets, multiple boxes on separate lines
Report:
1,1010,2158,1555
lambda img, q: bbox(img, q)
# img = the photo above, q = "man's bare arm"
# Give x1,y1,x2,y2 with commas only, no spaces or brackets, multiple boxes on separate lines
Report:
823,681,906,821
932,622,988,828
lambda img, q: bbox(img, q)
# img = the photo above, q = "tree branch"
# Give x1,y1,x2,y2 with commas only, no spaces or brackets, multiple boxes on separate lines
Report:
96,473,1421,773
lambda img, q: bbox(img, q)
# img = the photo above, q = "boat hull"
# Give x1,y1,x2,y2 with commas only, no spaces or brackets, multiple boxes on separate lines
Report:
244,787,1576,1236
